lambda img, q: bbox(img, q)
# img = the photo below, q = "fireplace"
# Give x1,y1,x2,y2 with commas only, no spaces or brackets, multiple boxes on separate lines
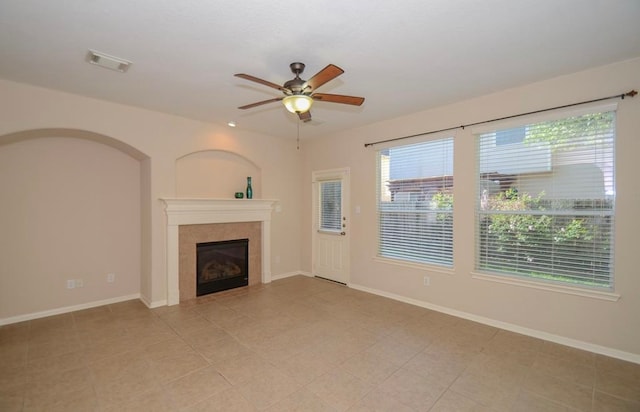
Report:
161,198,276,306
197,238,249,296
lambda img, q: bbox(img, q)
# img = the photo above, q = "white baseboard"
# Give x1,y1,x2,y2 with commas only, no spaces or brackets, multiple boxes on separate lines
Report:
0,293,141,326
349,283,640,365
271,271,312,281
139,294,167,309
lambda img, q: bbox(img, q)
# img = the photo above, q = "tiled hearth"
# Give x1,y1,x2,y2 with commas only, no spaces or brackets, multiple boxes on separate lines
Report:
162,199,276,305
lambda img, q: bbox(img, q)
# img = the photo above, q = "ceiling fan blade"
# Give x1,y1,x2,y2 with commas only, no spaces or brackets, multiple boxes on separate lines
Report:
306,64,344,91
238,97,282,110
312,93,365,106
234,73,285,91
298,111,312,122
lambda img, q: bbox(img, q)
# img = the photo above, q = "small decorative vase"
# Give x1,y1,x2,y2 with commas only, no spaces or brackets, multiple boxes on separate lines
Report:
234,192,244,199
246,177,253,199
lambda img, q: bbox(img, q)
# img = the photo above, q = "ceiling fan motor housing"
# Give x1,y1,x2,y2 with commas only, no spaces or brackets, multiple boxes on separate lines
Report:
284,62,308,95
283,78,307,95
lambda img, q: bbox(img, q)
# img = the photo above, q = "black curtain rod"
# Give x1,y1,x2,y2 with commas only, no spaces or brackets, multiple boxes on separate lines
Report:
363,89,637,148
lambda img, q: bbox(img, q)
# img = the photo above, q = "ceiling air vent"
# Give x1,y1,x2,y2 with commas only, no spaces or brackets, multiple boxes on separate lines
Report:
87,49,131,72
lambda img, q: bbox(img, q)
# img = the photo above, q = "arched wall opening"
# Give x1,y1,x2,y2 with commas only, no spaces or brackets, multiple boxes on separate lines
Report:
0,128,150,320
176,150,261,198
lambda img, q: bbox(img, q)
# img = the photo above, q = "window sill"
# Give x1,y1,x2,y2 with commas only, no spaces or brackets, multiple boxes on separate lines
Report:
471,271,620,302
373,256,454,275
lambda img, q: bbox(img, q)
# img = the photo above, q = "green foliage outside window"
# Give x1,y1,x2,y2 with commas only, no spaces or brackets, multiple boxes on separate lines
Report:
427,186,612,287
476,188,611,287
431,191,453,222
525,112,614,151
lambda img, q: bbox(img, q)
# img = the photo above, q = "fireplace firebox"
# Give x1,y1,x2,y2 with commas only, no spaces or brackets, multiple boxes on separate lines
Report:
196,238,249,296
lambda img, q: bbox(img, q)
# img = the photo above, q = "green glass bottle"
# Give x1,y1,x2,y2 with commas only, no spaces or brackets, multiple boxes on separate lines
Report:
246,176,253,199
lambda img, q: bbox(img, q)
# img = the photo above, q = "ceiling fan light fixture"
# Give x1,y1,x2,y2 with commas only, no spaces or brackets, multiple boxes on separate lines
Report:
282,95,313,114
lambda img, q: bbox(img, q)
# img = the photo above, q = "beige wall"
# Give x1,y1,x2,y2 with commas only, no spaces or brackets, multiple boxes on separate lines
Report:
0,78,303,319
175,150,261,199
301,57,640,358
0,135,141,317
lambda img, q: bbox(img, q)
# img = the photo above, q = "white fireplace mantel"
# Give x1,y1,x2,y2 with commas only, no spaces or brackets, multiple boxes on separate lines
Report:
161,198,277,305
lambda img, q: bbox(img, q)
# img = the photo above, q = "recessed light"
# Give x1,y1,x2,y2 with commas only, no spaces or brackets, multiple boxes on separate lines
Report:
87,49,132,72
227,121,236,127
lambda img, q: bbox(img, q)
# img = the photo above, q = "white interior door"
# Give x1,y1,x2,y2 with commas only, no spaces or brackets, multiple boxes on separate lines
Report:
312,168,350,284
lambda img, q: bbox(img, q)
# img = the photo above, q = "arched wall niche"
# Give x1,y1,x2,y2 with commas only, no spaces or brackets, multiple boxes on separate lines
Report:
0,128,150,319
176,149,262,199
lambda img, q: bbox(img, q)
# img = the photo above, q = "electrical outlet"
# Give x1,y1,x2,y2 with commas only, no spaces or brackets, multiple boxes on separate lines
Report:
66,279,75,289
107,273,115,283
423,276,430,286
75,279,83,288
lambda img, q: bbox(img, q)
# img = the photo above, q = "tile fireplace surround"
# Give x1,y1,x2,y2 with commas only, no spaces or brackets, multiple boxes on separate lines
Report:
161,199,276,305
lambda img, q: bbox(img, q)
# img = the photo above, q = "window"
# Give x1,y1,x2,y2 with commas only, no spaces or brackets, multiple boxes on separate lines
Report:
495,126,526,146
377,137,454,266
319,180,342,232
476,110,615,289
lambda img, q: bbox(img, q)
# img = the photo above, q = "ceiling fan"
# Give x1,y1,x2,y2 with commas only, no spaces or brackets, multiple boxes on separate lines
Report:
235,62,365,122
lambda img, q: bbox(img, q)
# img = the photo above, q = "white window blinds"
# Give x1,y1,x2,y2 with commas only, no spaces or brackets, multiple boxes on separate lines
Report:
319,180,342,232
377,137,454,266
475,110,615,289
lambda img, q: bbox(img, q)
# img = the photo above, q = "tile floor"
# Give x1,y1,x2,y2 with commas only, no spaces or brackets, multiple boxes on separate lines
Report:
1,275,639,411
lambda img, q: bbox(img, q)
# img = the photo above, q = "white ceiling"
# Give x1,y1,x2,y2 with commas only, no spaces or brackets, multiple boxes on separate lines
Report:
1,1,639,140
